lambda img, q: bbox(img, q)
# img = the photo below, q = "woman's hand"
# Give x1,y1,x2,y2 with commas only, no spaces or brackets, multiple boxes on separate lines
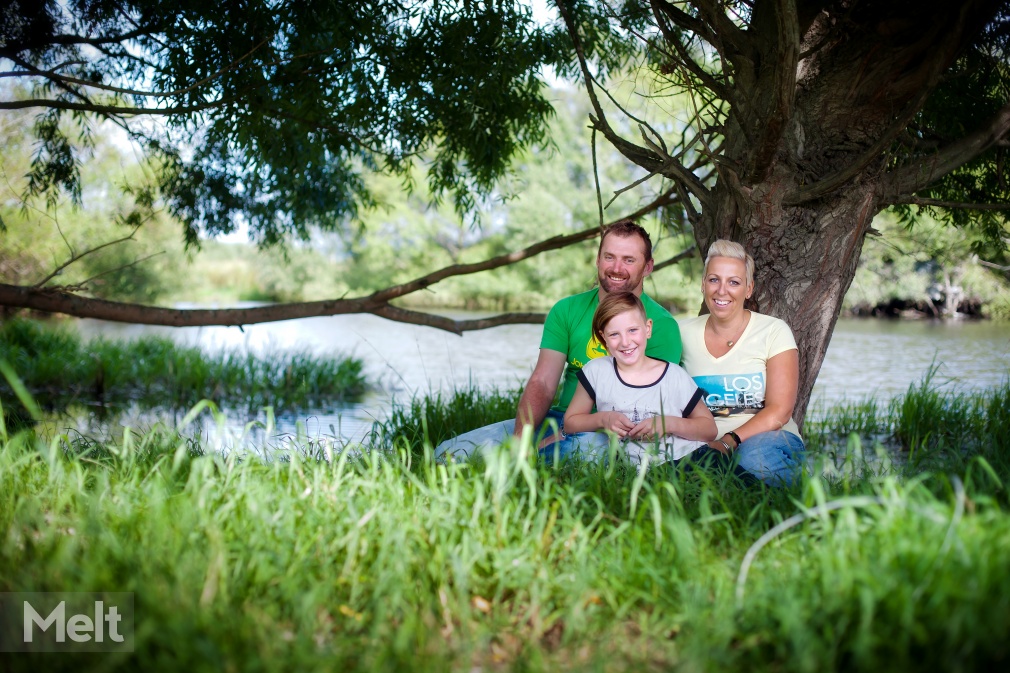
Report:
707,437,734,455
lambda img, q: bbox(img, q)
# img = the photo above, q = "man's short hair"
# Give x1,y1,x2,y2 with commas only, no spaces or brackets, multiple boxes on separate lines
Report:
592,291,647,346
598,220,653,262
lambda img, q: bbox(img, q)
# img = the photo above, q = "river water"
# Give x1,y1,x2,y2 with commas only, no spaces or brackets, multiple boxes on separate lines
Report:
73,313,1010,448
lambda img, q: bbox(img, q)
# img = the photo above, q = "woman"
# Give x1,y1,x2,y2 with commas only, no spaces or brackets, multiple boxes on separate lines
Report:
679,240,805,485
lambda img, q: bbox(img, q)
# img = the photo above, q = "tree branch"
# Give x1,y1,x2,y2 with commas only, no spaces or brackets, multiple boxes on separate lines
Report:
9,26,154,51
0,97,232,116
884,99,1010,198
652,244,698,272
371,305,547,333
649,0,731,101
979,259,1010,271
0,190,678,332
553,1,655,169
652,1,723,50
369,189,678,304
50,251,166,295
692,0,749,50
887,196,1010,211
33,225,144,288
553,0,711,207
8,37,271,100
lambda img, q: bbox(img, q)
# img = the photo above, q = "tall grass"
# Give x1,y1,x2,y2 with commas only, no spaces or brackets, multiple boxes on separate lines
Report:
3,376,1010,671
0,318,367,417
805,371,1010,482
891,372,1010,466
367,382,523,456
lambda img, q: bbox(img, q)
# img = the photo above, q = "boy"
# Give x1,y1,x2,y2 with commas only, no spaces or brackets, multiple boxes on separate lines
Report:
563,292,717,465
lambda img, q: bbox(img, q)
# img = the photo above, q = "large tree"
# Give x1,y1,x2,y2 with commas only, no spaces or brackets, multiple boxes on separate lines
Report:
2,1,1009,422
553,0,1010,420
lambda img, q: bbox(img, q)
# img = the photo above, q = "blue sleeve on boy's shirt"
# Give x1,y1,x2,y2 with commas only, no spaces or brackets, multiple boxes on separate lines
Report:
575,368,596,402
682,387,704,416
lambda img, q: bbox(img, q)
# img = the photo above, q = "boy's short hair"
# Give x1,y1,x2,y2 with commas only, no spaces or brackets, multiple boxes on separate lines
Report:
593,291,647,345
598,220,653,262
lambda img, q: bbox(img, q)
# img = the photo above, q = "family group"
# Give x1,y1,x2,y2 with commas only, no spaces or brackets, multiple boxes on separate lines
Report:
436,221,804,486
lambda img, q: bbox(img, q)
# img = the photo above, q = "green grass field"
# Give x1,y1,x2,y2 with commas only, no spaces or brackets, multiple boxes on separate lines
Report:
2,365,1009,671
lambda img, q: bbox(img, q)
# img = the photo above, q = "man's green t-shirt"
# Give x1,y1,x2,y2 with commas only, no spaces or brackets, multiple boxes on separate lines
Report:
540,288,683,413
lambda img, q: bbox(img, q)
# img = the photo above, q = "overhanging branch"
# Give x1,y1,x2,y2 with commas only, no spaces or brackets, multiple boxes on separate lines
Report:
369,188,678,303
0,283,546,334
0,189,679,333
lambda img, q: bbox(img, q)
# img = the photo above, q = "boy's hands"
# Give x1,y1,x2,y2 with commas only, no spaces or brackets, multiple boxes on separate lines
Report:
599,414,672,439
599,411,635,437
628,416,668,440
630,414,686,440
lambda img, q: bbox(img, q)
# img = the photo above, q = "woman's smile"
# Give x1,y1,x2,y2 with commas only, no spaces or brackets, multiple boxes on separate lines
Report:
704,256,752,317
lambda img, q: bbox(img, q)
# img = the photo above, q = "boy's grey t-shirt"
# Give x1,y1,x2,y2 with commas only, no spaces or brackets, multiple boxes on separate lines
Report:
576,356,705,462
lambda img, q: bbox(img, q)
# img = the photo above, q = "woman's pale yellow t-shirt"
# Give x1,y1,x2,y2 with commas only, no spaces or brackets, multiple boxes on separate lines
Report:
679,312,802,438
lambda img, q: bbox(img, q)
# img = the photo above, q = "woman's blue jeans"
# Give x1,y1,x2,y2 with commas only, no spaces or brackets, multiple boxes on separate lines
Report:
733,430,806,486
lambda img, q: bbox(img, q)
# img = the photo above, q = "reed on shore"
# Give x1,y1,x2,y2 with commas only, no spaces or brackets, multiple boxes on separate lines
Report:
0,318,367,418
2,373,1009,672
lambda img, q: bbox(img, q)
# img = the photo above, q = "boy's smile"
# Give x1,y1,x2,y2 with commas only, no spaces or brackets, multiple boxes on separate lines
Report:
602,309,653,368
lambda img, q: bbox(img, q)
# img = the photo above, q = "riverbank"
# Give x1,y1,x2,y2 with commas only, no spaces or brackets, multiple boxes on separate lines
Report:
2,378,1009,671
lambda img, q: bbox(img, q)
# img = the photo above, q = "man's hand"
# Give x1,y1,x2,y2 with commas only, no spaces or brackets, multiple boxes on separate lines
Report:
514,349,566,437
537,433,563,449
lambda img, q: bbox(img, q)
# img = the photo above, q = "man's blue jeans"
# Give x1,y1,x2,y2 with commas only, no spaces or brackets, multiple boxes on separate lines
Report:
434,410,609,463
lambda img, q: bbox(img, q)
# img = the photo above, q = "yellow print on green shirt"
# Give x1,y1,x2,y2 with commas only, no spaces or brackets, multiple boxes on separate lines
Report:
586,335,608,360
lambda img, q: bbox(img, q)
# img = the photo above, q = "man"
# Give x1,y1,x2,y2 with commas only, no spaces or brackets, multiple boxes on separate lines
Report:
435,219,682,461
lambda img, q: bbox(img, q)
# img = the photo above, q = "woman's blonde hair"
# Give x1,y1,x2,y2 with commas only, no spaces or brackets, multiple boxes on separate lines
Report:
704,239,755,286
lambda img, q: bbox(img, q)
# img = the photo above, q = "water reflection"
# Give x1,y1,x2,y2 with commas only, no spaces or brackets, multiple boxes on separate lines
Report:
73,315,1010,447
813,318,1010,402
